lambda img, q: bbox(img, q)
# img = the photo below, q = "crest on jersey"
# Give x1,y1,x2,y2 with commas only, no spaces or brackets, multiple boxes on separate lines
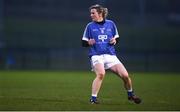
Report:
99,28,105,34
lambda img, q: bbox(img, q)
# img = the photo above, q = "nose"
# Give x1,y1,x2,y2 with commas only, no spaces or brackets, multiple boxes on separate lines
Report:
90,15,94,20
90,14,93,17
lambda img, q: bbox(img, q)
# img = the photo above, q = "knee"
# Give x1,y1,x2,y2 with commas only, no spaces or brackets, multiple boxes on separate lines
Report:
121,74,130,82
96,72,105,80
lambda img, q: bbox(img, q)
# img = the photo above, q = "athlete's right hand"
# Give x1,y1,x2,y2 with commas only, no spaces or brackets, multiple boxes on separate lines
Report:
88,39,96,46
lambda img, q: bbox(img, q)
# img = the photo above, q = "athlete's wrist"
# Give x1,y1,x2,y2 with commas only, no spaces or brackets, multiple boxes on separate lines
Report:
88,39,96,45
110,38,116,45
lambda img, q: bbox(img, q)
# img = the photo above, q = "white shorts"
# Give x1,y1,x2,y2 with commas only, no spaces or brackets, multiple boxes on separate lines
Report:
91,54,121,70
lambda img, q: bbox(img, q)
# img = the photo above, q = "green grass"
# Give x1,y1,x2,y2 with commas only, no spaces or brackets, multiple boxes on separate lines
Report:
0,71,180,111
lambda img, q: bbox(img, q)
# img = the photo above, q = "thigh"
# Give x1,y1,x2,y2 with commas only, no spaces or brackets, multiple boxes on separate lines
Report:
110,62,129,77
91,55,105,75
94,63,105,75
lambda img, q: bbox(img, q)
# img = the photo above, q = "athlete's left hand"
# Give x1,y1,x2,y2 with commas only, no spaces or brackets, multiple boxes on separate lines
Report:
110,37,116,45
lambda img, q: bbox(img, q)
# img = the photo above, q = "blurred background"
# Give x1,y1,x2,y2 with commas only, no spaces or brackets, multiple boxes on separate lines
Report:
0,0,180,72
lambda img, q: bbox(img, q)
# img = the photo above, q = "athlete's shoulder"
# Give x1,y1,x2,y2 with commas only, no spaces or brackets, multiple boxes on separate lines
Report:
105,19,115,23
105,19,118,27
86,21,95,27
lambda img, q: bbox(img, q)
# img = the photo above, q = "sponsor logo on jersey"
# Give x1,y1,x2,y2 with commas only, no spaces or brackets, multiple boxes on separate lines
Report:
98,35,108,42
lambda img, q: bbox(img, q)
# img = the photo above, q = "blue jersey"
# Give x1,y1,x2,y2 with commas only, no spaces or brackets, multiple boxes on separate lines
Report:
82,19,119,57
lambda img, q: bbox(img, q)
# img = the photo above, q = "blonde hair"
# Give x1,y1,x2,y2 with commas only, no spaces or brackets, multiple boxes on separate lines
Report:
89,4,108,19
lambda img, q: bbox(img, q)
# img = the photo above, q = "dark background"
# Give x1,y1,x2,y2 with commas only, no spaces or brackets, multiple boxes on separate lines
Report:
0,0,180,72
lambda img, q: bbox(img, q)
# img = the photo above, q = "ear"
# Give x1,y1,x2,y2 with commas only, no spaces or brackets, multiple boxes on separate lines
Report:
98,13,103,19
99,13,103,17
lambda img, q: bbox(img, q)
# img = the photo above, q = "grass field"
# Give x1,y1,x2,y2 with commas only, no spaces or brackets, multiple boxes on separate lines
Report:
0,71,180,111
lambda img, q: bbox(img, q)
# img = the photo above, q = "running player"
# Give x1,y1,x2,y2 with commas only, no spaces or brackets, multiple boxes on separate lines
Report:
82,4,141,104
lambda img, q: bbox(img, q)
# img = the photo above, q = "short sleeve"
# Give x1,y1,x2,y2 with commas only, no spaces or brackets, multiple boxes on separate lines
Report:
112,21,119,38
82,24,91,41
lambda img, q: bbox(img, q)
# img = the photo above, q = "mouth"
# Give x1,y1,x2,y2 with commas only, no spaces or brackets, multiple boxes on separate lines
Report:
91,17,95,20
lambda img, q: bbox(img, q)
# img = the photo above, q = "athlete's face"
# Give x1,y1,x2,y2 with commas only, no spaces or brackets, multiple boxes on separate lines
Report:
90,9,103,22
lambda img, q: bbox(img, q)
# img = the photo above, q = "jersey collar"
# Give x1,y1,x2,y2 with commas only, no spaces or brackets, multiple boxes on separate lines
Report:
95,19,105,25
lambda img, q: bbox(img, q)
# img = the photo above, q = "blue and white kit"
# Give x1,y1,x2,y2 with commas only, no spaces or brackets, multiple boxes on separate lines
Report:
82,19,119,57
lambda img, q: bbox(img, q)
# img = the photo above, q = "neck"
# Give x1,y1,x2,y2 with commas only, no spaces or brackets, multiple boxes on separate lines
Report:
95,19,105,25
97,18,104,22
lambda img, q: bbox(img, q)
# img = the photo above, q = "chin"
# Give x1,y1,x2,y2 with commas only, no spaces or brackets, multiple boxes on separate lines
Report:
92,19,96,21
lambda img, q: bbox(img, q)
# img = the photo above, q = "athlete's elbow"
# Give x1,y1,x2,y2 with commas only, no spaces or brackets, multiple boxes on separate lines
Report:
82,40,89,47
